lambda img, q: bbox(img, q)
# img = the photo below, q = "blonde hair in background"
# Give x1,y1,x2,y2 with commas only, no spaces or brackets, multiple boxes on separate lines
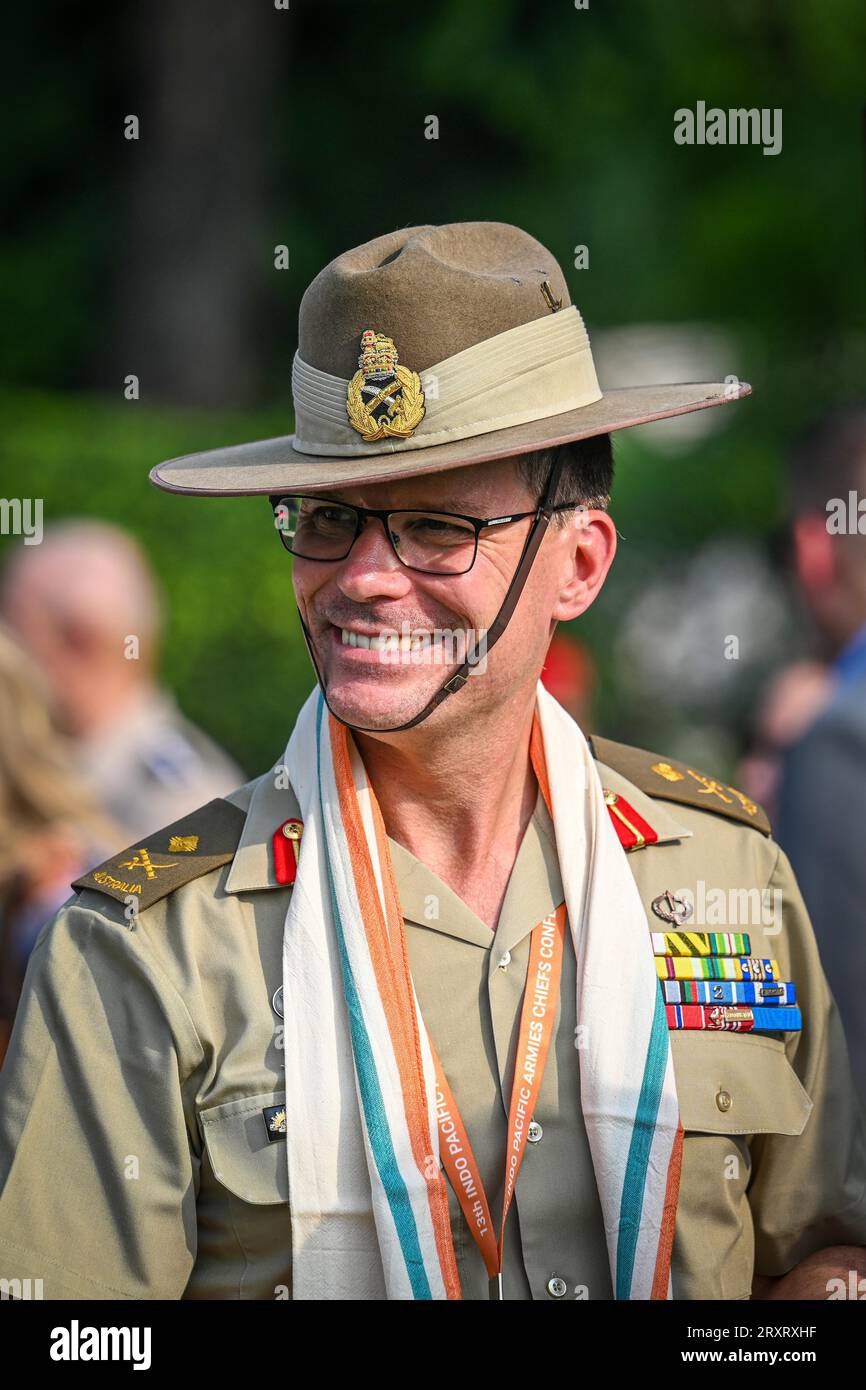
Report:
0,624,118,893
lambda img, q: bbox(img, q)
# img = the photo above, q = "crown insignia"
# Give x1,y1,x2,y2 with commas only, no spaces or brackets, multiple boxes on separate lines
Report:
346,329,425,443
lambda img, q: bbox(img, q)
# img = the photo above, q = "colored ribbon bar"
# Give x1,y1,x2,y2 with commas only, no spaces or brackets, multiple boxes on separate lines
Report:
650,931,751,957
665,1003,802,1032
660,979,796,1006
655,956,780,981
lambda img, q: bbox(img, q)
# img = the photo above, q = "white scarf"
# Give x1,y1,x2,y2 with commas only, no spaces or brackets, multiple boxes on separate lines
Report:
280,681,682,1299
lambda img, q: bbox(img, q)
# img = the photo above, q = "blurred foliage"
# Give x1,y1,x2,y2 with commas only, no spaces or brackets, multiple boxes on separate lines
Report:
1,0,864,773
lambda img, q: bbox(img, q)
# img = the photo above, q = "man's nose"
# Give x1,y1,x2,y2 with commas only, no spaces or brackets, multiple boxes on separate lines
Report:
334,515,412,599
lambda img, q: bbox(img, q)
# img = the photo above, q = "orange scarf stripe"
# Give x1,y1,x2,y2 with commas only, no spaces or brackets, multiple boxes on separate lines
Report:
368,776,461,1297
529,712,553,819
650,1124,684,1299
330,718,461,1298
330,718,423,1104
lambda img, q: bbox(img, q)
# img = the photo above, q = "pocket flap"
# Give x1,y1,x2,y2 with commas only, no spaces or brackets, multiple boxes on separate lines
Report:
200,1091,289,1204
670,1031,812,1136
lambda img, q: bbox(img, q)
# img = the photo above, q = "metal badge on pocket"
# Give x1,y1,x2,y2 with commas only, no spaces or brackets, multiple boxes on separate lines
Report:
262,1104,287,1142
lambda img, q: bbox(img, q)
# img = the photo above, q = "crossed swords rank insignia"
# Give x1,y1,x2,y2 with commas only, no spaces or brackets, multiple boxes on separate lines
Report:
116,848,178,881
346,329,426,442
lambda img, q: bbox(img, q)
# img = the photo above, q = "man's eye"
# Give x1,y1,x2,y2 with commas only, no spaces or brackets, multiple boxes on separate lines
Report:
308,506,355,532
404,517,472,542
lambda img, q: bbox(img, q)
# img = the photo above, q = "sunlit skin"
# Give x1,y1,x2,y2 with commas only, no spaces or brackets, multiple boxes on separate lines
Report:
290,455,616,930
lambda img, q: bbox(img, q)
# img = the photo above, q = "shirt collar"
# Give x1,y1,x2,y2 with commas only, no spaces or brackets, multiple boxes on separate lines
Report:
223,770,291,894
222,752,693,941
593,759,693,848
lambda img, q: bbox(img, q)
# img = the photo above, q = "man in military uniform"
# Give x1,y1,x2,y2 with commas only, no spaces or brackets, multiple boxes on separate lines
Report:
1,223,864,1301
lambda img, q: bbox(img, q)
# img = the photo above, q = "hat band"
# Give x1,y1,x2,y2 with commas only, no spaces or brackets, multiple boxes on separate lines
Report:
291,304,603,457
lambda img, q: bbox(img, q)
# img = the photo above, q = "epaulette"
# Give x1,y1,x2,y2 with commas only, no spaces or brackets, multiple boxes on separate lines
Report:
588,734,771,836
71,798,248,910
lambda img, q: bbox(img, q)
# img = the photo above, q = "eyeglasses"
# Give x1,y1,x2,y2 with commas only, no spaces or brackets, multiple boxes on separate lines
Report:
270,493,585,576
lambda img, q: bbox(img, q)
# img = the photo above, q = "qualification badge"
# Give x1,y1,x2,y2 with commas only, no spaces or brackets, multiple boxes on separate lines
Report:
346,329,425,442
262,1105,287,1142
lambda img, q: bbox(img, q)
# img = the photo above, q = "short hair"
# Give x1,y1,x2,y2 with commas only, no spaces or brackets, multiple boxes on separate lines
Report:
514,434,614,526
788,405,866,516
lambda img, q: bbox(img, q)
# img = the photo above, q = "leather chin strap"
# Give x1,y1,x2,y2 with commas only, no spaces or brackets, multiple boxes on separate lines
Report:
293,455,565,735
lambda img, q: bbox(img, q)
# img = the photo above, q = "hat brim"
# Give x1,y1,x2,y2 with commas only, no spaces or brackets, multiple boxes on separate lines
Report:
149,381,751,497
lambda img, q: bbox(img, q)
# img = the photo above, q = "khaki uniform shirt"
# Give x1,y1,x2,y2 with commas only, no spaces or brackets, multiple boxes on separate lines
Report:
1,742,865,1300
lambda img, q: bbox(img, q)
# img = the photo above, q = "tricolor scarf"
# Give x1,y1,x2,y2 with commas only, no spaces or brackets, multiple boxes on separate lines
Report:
280,682,683,1299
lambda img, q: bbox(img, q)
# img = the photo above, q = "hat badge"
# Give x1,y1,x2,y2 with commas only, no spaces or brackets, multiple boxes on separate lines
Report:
346,329,426,442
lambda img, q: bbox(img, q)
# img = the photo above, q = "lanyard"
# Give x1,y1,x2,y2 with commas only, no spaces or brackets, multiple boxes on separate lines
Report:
430,900,567,1299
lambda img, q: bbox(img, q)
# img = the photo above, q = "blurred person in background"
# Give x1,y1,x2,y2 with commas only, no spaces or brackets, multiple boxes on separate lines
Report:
540,630,596,727
1,520,245,846
736,659,832,827
0,627,117,1064
776,406,866,1105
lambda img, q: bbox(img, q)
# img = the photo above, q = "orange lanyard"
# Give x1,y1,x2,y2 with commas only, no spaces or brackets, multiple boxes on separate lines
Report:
430,901,567,1299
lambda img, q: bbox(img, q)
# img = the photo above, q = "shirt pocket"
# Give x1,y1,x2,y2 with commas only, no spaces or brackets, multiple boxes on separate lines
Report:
668,1031,812,1300
671,1031,812,1136
199,1090,289,1205
188,1090,291,1299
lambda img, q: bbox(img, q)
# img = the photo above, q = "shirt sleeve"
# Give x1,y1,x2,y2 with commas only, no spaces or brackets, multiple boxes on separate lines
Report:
0,894,203,1299
747,842,866,1276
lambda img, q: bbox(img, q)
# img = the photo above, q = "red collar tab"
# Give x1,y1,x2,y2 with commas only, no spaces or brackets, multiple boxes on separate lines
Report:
273,818,304,884
603,789,658,851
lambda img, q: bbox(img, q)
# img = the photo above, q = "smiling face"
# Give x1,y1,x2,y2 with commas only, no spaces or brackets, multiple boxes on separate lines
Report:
288,455,617,733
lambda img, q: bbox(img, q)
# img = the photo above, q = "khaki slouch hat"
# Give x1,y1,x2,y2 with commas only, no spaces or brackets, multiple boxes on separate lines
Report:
149,220,751,497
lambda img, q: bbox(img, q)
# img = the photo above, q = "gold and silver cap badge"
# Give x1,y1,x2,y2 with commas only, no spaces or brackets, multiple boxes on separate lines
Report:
346,329,426,442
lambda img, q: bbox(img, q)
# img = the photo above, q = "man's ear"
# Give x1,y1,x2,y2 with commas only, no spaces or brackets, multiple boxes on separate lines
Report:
551,510,617,623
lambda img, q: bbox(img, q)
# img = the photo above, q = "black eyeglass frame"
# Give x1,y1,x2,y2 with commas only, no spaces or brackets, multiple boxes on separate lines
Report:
269,493,587,575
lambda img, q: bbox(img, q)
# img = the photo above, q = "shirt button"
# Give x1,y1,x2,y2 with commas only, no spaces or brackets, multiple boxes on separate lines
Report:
716,1089,732,1112
527,1119,543,1143
497,950,512,970
546,1275,568,1298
